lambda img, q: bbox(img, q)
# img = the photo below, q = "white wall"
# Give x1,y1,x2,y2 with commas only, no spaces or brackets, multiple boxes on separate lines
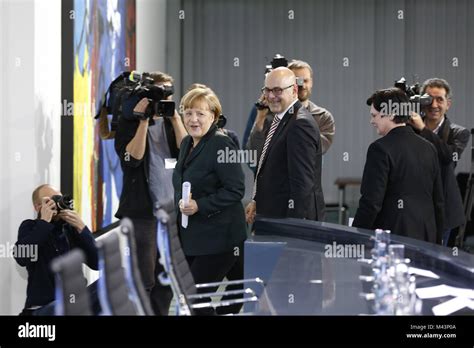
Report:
0,0,170,315
136,0,168,73
0,0,61,315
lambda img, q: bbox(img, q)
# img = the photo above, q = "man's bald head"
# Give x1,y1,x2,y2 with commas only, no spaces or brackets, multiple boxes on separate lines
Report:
265,67,296,87
32,184,61,211
263,67,298,114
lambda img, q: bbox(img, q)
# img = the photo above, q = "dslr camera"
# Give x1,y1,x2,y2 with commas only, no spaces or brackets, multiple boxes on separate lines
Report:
394,77,433,108
296,76,304,88
51,195,74,212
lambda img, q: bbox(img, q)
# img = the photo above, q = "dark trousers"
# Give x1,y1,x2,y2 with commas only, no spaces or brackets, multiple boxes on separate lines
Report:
186,245,244,315
132,218,173,315
216,246,244,315
443,229,450,246
20,281,101,316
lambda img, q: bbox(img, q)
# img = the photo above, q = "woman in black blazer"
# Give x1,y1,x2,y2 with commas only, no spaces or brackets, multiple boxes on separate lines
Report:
172,87,247,314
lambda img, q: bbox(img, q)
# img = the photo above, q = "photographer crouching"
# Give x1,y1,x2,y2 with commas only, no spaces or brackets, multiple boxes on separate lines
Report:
114,71,187,315
15,184,99,315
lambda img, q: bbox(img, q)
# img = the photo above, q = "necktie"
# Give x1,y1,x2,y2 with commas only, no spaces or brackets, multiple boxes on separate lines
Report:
252,115,281,200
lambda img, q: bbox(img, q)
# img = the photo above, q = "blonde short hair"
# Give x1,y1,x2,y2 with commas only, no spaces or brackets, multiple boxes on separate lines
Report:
288,59,313,77
186,83,208,92
180,87,222,124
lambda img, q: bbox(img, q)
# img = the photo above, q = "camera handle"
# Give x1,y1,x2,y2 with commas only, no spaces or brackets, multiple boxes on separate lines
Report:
133,98,154,120
133,110,147,120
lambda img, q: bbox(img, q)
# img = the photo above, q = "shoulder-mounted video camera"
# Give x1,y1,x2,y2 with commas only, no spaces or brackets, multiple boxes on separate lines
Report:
95,71,175,139
394,77,433,108
128,71,175,120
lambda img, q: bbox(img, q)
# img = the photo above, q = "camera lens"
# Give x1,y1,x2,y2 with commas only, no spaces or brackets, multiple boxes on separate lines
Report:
51,195,73,211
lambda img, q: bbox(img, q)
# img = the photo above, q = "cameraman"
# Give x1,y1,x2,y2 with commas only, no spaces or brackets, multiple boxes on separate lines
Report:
15,184,98,315
114,71,186,315
408,78,470,246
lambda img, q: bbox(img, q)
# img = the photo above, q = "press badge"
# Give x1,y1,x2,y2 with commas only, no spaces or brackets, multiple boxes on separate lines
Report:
165,158,177,169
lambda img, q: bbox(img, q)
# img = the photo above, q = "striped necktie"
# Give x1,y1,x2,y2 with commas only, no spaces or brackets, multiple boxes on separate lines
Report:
252,115,281,200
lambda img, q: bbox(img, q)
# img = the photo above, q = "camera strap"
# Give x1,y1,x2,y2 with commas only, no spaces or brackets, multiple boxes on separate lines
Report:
440,116,450,143
163,117,180,159
98,107,114,139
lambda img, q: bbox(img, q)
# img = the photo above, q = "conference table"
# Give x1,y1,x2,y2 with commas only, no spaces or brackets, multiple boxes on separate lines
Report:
244,217,474,315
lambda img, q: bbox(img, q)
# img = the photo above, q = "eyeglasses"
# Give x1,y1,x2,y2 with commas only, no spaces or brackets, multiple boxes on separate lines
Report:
261,84,293,96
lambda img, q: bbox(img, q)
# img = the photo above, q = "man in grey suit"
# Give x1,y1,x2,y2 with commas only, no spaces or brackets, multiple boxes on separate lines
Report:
246,67,325,224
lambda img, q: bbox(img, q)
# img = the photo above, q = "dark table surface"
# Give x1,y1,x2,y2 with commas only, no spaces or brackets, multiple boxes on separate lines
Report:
244,218,474,315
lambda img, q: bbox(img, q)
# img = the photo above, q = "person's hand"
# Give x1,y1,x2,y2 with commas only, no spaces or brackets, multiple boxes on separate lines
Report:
409,111,425,131
255,94,269,131
57,209,86,233
170,109,184,124
133,98,150,121
39,197,57,223
179,193,199,216
245,200,256,224
172,109,181,120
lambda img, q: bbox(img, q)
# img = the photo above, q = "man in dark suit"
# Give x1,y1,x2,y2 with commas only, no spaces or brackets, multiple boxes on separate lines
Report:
408,78,469,246
353,88,444,244
246,67,325,223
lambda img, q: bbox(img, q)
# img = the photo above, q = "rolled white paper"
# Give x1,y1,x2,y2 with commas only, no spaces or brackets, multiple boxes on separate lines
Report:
181,181,191,228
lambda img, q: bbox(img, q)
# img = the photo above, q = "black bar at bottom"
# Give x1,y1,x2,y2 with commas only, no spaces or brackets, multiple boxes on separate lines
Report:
0,315,472,345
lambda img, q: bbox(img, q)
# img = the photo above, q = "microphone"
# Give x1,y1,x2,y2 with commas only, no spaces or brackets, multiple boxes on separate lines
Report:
181,182,191,228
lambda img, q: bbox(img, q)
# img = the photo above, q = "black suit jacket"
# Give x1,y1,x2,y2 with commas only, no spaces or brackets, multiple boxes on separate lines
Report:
353,126,444,244
173,125,247,256
417,117,469,229
255,100,325,220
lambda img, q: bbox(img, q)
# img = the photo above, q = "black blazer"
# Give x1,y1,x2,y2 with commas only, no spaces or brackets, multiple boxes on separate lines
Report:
353,126,444,244
173,125,247,256
417,117,469,230
255,100,325,220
